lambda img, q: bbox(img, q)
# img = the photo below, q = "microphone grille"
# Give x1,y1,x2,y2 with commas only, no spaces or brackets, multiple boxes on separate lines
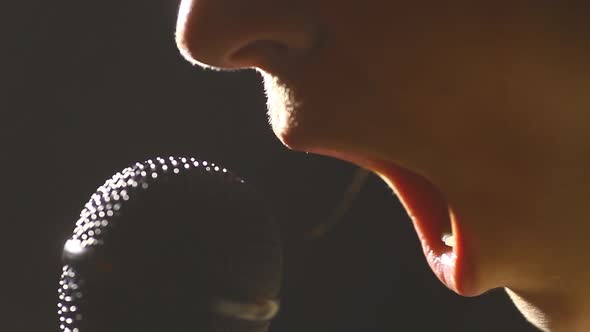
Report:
58,156,281,332
63,157,243,255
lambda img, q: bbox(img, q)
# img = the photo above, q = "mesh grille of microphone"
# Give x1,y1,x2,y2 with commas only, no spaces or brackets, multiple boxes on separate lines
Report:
57,156,281,332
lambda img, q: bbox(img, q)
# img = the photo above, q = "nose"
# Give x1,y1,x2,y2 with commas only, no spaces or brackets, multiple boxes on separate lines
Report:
175,0,319,72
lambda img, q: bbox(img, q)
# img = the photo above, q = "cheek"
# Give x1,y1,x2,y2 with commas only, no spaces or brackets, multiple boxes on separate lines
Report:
263,1,537,170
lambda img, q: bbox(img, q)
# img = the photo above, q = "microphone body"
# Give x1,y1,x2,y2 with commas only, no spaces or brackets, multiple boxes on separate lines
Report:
58,157,282,332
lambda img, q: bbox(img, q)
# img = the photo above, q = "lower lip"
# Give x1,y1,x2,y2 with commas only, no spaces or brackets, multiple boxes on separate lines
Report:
367,159,462,292
308,149,469,294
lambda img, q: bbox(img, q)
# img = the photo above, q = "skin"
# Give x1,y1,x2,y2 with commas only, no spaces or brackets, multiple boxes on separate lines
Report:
175,1,590,331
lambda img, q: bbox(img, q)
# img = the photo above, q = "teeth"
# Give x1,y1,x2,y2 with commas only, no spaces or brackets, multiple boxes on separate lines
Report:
442,233,456,247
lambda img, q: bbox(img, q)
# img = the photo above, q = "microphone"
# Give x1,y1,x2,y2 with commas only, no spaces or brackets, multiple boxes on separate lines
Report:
57,156,282,332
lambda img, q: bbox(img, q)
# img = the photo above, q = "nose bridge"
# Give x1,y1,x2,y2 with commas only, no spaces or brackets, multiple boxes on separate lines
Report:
176,0,314,70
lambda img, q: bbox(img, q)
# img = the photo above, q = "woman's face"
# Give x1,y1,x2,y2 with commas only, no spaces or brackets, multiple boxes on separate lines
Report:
176,1,590,330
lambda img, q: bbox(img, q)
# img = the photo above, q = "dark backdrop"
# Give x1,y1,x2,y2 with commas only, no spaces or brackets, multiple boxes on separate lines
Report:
3,1,537,331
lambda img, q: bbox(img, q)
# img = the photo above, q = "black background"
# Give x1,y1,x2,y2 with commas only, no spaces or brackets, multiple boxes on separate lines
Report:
3,1,538,331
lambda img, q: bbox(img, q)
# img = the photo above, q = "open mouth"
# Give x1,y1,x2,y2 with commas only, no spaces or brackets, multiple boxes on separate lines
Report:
307,149,470,295
367,159,463,293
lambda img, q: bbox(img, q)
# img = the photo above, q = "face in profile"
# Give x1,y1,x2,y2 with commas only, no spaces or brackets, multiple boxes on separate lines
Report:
175,1,590,331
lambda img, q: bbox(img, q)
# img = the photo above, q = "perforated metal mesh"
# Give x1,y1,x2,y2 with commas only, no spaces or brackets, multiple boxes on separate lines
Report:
58,156,281,332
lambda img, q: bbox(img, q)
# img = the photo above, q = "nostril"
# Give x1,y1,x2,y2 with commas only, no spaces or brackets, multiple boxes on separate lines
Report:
175,0,320,71
228,40,292,70
232,40,289,59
